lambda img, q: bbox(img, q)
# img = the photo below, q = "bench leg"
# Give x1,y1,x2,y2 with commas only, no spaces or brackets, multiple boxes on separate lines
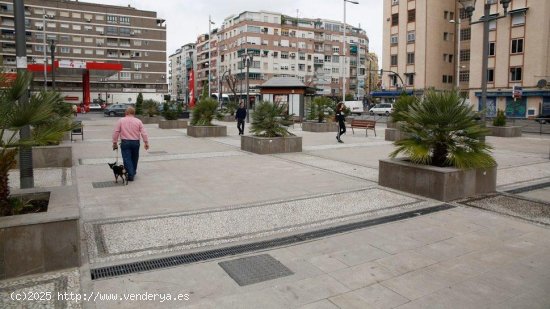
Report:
374,128,376,137
365,129,368,137
351,127,355,135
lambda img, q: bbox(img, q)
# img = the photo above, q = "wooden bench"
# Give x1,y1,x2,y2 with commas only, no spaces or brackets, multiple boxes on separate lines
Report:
350,119,376,136
71,120,83,141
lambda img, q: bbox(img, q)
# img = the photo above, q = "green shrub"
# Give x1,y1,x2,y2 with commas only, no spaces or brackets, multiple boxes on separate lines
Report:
162,102,179,120
143,99,159,117
492,109,506,127
250,101,294,137
135,92,143,115
191,97,223,126
307,97,334,123
223,100,239,116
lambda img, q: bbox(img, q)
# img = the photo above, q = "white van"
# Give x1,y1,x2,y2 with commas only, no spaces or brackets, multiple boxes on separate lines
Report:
344,101,364,115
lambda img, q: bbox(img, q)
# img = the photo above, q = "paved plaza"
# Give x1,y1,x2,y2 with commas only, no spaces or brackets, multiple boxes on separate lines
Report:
2,113,550,308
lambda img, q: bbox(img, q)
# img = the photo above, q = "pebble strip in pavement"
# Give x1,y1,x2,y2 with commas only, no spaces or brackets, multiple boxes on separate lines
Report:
79,150,245,165
85,188,436,264
8,168,72,189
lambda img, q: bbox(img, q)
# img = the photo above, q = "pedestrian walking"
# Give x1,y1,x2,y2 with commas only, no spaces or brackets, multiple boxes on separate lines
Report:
336,102,346,143
112,107,149,182
235,101,247,135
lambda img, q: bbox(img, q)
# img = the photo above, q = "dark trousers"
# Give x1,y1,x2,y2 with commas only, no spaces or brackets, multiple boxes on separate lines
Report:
237,119,245,134
121,140,140,179
337,119,346,138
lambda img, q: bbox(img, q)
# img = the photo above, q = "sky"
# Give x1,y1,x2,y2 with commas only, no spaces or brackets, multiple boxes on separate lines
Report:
83,0,384,63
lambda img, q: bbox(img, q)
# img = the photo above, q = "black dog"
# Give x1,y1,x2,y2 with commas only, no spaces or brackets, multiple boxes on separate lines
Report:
108,162,128,185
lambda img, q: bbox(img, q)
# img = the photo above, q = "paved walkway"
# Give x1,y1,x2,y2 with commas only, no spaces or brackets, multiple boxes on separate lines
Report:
2,113,550,308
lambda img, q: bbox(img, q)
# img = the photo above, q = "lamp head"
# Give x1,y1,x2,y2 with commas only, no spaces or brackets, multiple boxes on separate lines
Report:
500,0,511,14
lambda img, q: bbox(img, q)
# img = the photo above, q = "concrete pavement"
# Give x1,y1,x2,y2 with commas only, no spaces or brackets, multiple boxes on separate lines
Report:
2,113,550,308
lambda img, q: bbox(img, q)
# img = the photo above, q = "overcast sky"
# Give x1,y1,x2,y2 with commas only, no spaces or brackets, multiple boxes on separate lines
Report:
84,0,383,63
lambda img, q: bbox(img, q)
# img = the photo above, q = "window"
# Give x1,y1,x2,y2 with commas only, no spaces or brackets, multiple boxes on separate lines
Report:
332,55,339,62
459,70,470,82
406,73,414,86
461,28,471,41
120,72,131,80
486,42,495,56
489,20,496,31
106,26,117,35
510,67,522,81
60,35,70,42
119,28,131,36
120,16,130,24
134,40,142,46
442,75,453,84
460,49,470,61
459,8,468,19
407,52,415,64
96,15,104,21
60,23,69,29
47,22,56,28
107,15,117,23
390,34,398,45
511,12,525,26
444,11,449,20
487,68,494,82
84,37,93,43
73,48,81,54
443,32,450,41
449,12,454,20
35,45,44,52
407,31,415,42
84,14,93,21
408,9,415,22
390,54,398,66
84,49,93,55
391,13,399,26
332,68,339,73
443,54,453,63
324,55,331,62
511,38,524,54
96,49,104,55
134,63,142,70
84,25,93,31
392,0,399,5
134,74,142,80
72,12,81,19
72,24,81,30
60,11,69,18
73,36,82,42
281,52,289,59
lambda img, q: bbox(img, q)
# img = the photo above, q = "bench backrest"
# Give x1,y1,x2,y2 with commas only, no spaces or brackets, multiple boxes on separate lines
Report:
351,119,376,127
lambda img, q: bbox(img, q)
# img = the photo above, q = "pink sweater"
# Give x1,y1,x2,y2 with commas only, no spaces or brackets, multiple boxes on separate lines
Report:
112,116,149,143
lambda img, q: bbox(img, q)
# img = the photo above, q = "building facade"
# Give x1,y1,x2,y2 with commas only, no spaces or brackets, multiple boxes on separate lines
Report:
216,10,370,101
168,43,195,103
0,0,167,104
382,0,550,117
195,31,218,97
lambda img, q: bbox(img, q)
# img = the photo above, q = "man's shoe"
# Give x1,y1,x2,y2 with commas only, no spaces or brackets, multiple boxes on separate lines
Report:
338,139,344,143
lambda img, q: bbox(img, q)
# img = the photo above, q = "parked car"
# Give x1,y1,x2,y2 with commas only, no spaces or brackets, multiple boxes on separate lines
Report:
104,104,132,117
369,103,394,116
89,103,102,111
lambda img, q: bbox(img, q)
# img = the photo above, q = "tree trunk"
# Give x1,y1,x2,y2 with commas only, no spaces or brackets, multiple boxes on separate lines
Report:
0,149,17,216
432,143,448,167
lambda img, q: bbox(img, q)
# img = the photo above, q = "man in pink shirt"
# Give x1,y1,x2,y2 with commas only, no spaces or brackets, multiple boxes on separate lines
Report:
112,107,149,181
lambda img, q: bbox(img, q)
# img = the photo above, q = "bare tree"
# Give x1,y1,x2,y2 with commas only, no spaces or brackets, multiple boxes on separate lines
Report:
225,74,240,103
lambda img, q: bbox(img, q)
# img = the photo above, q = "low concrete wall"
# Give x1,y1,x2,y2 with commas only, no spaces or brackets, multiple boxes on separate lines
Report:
187,125,227,137
379,158,497,202
385,128,408,142
159,119,188,129
302,122,338,132
14,143,73,168
137,115,161,124
487,125,522,137
0,185,80,280
241,135,302,154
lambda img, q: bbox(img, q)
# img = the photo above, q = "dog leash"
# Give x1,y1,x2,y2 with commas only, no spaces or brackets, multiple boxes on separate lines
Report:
114,147,120,164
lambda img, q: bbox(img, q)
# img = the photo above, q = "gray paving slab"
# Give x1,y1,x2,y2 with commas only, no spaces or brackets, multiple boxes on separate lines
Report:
329,283,409,309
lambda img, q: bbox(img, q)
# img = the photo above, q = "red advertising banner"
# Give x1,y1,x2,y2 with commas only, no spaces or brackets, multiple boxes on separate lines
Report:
188,69,195,108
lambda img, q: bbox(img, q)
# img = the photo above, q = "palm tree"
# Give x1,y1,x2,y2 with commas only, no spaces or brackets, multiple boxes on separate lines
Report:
250,101,294,137
0,71,75,216
389,90,495,168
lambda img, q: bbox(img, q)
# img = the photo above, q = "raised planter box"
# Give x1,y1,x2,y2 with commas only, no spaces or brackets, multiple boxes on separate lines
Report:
487,125,522,137
14,143,73,168
241,135,302,154
302,122,338,132
187,125,227,137
379,158,497,202
385,128,408,142
159,119,188,129
0,184,80,280
137,115,161,124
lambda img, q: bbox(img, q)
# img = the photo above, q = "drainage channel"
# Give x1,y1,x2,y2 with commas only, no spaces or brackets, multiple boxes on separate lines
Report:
505,181,550,194
90,204,454,280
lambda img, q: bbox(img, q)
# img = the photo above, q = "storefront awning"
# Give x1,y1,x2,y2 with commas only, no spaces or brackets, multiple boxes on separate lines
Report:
474,90,550,98
370,90,413,97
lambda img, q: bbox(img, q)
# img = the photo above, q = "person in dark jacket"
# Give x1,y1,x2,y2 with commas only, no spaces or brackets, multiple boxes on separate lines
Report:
235,102,247,135
335,102,346,143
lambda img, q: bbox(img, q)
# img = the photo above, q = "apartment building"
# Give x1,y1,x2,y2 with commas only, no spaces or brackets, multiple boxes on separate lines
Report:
214,10,370,100
382,0,550,117
195,31,218,97
0,0,167,103
168,43,195,103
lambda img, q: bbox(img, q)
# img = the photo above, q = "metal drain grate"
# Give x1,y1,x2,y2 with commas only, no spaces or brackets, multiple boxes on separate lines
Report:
92,181,126,188
90,204,454,280
219,254,293,286
505,181,550,194
148,151,168,155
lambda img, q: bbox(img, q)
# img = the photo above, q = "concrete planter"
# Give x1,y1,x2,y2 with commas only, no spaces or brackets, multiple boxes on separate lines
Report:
385,128,409,142
137,115,161,124
223,115,236,122
0,185,80,280
302,121,338,132
159,119,188,129
187,125,227,137
14,143,73,168
487,125,522,137
241,135,302,154
379,158,497,202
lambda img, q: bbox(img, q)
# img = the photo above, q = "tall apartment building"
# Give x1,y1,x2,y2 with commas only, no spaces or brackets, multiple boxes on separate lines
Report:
215,10,370,100
168,43,195,103
195,31,218,97
382,0,550,117
0,0,167,103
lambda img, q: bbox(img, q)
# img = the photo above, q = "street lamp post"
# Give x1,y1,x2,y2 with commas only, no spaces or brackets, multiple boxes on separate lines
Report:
450,18,461,89
208,15,215,98
42,14,47,90
49,39,56,89
459,0,511,124
342,0,359,103
243,52,254,123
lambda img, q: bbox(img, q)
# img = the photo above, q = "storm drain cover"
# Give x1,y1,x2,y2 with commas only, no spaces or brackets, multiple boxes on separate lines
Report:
92,181,126,188
148,151,168,155
219,254,293,286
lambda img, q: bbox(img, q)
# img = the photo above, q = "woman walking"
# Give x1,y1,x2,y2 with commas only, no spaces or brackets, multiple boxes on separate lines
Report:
335,102,346,143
